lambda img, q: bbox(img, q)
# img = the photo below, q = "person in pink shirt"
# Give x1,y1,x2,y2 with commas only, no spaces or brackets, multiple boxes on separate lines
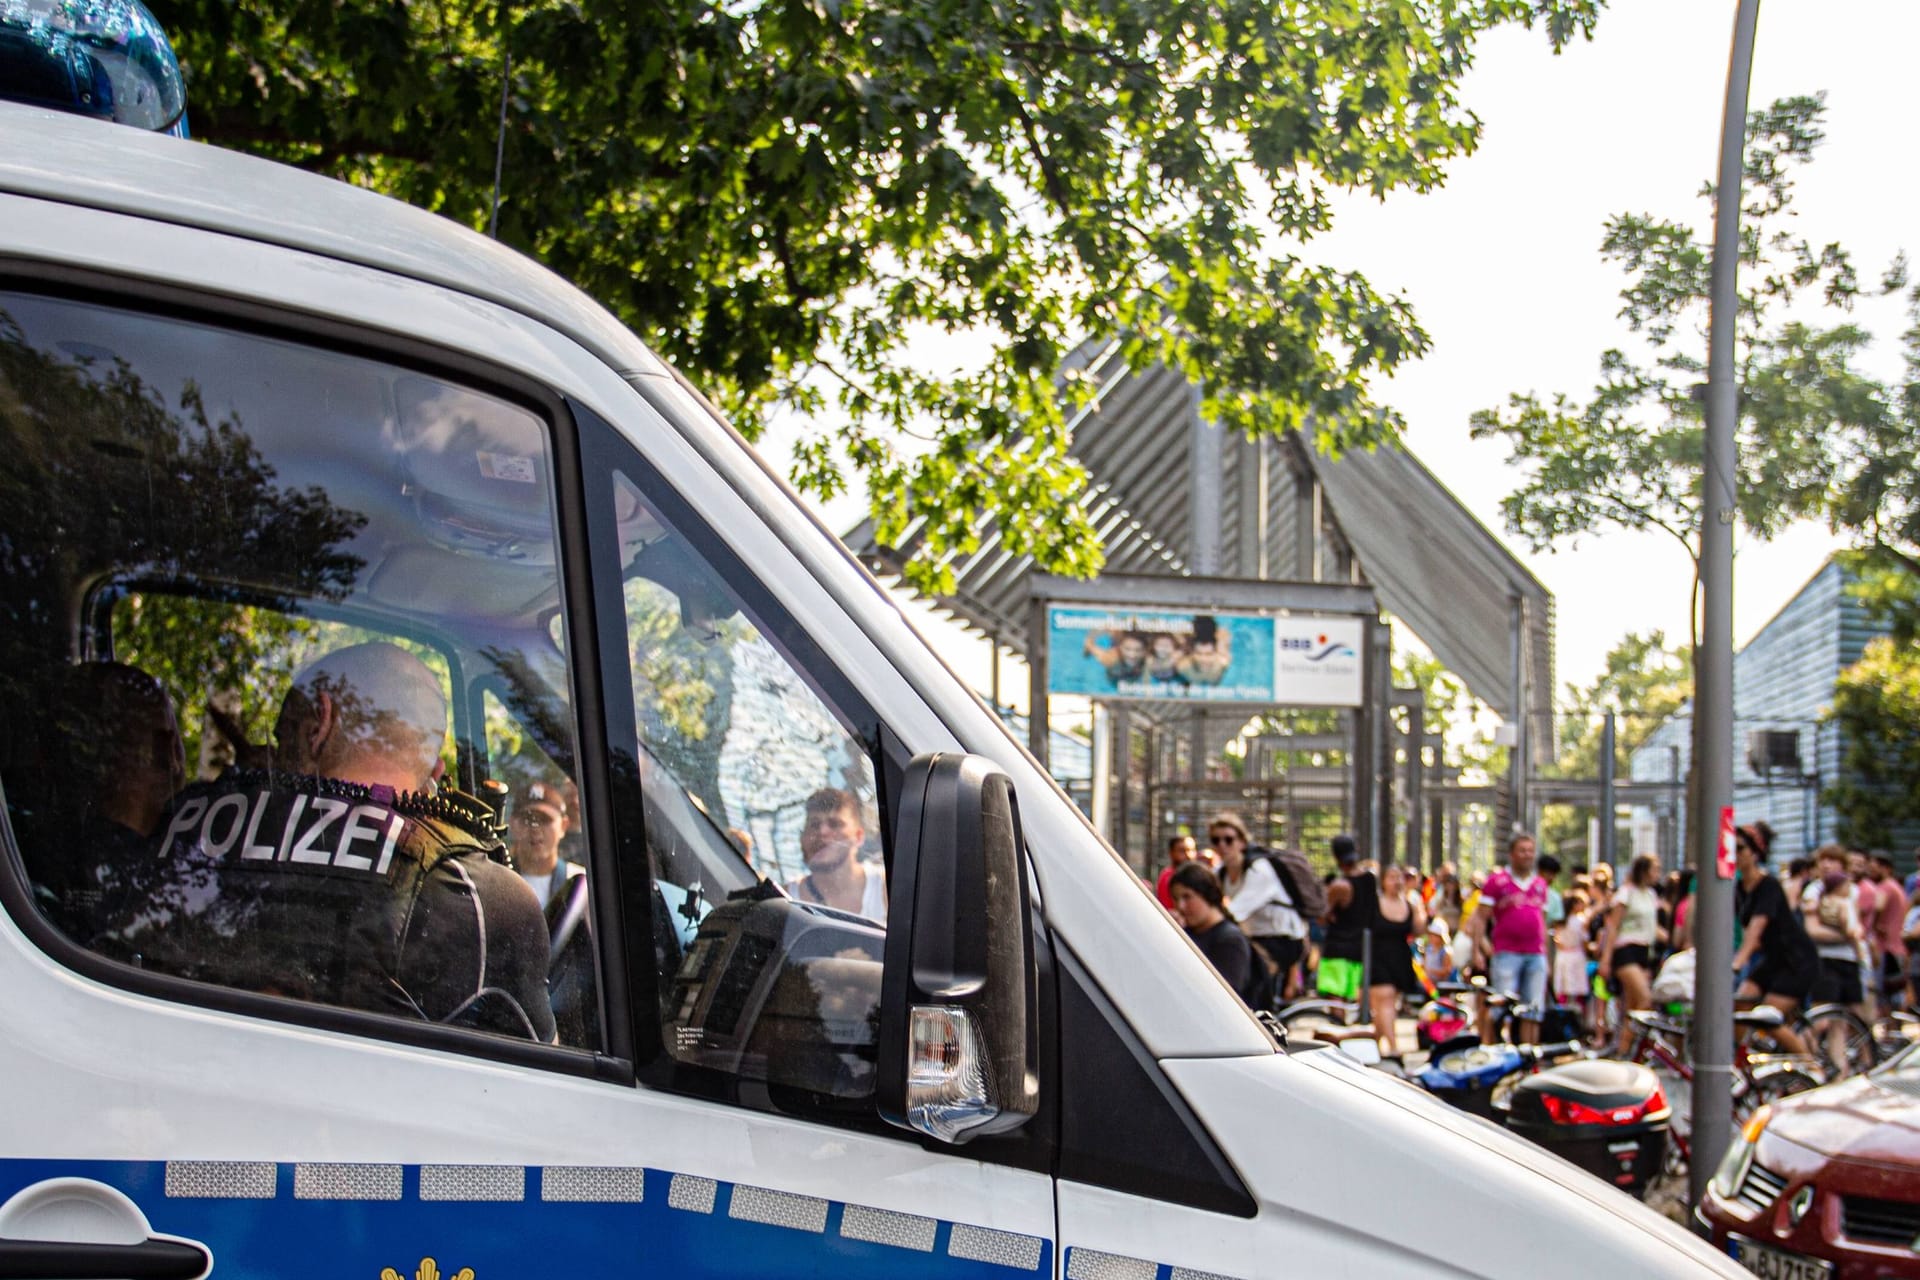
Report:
1868,852,1909,1011
1471,832,1550,1044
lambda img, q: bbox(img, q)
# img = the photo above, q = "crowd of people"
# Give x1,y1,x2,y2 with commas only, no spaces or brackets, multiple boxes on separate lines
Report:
1153,814,1920,1060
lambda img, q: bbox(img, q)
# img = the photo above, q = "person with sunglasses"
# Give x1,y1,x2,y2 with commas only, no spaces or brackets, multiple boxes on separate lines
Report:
1210,813,1306,1005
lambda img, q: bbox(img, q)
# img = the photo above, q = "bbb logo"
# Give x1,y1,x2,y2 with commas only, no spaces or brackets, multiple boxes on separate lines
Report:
1281,632,1355,662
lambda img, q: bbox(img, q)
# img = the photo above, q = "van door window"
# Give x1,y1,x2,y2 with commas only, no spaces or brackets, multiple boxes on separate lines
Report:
595,458,891,1118
0,291,599,1055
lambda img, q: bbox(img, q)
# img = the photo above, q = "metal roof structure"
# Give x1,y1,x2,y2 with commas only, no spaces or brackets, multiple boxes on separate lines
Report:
846,336,1555,747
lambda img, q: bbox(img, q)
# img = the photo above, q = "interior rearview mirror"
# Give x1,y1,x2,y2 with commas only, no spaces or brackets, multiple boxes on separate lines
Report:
877,753,1038,1144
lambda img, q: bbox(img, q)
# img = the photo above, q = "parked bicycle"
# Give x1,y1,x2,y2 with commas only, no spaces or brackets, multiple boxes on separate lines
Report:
1617,1005,1823,1177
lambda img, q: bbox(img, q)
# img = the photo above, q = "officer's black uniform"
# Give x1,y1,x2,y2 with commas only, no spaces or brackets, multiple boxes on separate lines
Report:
99,769,555,1043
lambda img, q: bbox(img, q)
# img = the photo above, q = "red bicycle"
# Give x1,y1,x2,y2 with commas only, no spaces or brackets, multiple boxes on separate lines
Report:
1618,1005,1823,1175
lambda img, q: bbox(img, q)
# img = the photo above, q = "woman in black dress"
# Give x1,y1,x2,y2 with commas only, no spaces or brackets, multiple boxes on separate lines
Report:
1168,861,1265,1006
1367,863,1426,1056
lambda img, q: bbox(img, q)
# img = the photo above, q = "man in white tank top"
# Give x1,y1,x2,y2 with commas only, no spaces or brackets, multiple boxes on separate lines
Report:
786,787,886,925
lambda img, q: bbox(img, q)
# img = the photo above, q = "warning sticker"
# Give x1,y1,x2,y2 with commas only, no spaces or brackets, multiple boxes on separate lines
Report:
477,451,537,483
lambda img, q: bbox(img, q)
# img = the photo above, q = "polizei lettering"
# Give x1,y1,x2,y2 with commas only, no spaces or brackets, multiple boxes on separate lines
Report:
162,788,407,876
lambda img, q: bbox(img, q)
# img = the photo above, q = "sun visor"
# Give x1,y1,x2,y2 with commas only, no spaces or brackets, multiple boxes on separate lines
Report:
393,377,557,566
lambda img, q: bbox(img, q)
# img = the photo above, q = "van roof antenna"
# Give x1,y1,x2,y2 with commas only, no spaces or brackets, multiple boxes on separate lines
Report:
487,50,512,239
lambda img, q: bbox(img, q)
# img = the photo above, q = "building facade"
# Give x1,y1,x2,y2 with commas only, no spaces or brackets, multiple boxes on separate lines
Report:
1629,558,1918,868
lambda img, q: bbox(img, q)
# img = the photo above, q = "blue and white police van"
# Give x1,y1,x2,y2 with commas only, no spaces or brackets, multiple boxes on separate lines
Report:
0,32,1741,1280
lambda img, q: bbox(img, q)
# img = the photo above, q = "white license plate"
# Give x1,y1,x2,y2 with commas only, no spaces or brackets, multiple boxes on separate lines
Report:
1730,1235,1834,1280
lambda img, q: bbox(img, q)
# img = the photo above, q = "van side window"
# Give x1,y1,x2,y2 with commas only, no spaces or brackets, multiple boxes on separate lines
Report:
600,465,889,1114
0,291,600,1055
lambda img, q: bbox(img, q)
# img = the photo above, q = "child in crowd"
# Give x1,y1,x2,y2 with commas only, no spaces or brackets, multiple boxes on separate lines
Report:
1554,888,1593,1035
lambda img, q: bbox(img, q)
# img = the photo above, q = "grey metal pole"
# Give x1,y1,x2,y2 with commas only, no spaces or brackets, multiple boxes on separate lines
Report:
1599,712,1618,870
989,631,1001,711
1406,703,1426,872
1187,384,1222,576
1371,622,1393,863
1027,597,1051,770
1508,596,1527,837
1692,0,1762,1206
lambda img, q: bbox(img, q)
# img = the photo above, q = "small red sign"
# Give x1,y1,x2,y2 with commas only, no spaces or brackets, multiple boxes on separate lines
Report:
1717,806,1737,879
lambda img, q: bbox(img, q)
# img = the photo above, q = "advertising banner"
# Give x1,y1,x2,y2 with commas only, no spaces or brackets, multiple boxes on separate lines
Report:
1272,615,1365,706
1045,607,1363,706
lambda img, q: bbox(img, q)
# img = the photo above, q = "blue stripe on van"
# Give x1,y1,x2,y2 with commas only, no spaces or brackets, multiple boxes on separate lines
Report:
0,1160,1053,1280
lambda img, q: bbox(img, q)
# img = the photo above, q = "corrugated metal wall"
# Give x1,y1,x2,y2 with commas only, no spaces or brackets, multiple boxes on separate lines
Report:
1627,558,1919,868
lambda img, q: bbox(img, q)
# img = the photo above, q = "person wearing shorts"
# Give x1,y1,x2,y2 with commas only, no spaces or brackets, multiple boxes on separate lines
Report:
1473,833,1550,1044
1317,835,1374,1001
1598,853,1664,1054
1732,822,1815,1054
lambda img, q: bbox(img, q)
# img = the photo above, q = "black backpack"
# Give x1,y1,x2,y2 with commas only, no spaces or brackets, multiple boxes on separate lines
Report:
1260,846,1329,922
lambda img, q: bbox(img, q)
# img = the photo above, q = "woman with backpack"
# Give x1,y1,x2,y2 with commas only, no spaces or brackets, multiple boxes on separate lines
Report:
1211,812,1311,1005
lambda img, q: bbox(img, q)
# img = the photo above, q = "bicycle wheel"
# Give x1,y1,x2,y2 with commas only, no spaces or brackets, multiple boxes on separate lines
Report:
1736,1065,1823,1123
1795,1004,1877,1079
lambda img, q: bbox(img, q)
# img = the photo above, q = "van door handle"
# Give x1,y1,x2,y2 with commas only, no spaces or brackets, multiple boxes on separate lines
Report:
0,1236,211,1278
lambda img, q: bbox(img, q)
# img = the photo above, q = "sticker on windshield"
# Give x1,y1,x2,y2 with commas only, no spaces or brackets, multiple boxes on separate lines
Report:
478,451,537,483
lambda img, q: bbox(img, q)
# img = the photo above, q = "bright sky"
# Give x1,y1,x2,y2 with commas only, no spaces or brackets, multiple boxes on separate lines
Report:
1313,0,1918,696
775,0,1919,717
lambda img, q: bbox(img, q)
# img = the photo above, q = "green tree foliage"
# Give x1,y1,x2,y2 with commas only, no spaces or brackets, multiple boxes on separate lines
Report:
1831,273,1920,641
154,0,1601,589
1844,549,1920,646
0,305,368,779
112,594,318,776
1470,95,1904,652
1823,636,1920,848
1538,630,1690,855
1392,645,1505,781
1547,630,1692,779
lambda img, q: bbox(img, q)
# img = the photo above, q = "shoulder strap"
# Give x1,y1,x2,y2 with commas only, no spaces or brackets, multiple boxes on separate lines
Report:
1262,850,1301,905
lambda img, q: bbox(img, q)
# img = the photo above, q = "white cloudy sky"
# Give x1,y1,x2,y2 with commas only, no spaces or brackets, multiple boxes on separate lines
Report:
774,0,1919,714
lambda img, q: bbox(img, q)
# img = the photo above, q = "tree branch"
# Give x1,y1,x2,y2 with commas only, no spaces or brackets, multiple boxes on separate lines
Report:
1008,95,1073,216
1004,38,1156,72
1871,535,1920,580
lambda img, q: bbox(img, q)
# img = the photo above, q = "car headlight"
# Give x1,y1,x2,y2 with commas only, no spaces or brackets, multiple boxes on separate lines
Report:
1712,1105,1771,1200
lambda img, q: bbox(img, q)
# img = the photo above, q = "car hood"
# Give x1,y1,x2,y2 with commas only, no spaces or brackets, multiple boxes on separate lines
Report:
1769,1074,1920,1168
1157,1048,1746,1279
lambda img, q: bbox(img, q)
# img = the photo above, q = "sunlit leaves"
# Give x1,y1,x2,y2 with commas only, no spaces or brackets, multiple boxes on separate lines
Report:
163,0,1599,580
1471,94,1912,651
1822,636,1920,848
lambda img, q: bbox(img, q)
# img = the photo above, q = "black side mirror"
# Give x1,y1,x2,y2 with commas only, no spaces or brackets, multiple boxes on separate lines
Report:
877,753,1038,1143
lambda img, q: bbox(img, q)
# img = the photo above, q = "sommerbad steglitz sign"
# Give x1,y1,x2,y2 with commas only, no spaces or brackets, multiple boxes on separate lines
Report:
1046,607,1364,706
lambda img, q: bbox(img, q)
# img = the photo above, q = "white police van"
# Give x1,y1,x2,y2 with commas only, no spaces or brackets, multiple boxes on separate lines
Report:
0,101,1742,1280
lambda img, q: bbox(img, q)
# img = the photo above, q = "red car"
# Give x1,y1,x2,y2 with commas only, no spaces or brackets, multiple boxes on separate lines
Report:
1698,1044,1920,1279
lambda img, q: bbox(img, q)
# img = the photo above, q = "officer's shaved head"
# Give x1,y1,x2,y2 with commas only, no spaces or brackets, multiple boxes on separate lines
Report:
275,642,447,791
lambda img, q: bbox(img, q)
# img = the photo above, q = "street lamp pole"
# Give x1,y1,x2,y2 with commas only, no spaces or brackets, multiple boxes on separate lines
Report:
1692,0,1762,1205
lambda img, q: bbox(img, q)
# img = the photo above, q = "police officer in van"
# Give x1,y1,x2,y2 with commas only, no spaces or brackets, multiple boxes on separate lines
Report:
100,642,555,1042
